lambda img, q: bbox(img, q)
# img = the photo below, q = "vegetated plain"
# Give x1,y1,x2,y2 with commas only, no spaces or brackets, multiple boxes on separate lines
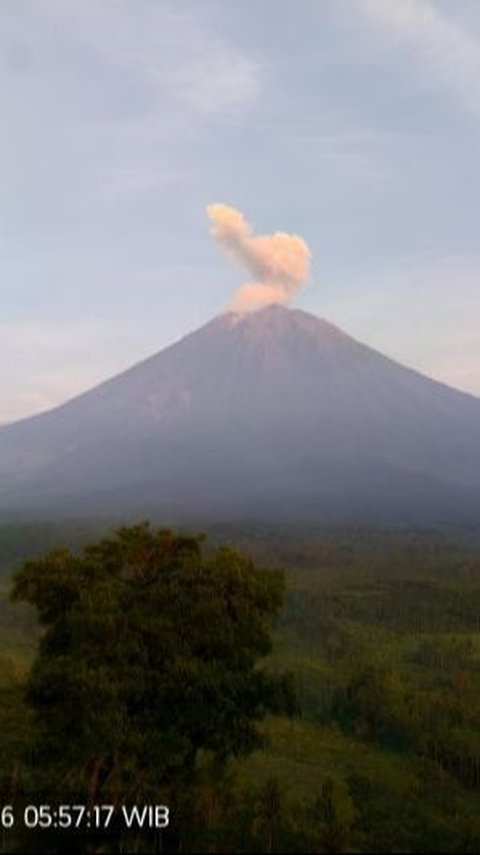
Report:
1,520,480,852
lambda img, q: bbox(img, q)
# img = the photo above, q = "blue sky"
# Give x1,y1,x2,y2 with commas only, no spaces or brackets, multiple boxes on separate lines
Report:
2,0,480,422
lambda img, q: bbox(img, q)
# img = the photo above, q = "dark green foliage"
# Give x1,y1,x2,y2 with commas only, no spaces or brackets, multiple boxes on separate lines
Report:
10,524,292,825
277,774,360,853
334,666,412,750
1,524,480,851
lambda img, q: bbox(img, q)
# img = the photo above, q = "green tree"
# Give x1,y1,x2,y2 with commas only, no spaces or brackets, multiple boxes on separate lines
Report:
11,522,295,848
294,777,358,853
251,777,290,853
335,666,410,749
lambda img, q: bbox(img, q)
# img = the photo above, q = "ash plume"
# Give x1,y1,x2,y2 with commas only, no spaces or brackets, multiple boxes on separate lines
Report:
206,203,311,312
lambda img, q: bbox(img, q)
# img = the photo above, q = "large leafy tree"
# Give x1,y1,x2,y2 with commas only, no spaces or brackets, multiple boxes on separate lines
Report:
12,523,294,815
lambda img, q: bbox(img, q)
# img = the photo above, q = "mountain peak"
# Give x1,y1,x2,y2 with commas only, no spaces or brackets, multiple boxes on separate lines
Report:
1,301,480,524
215,303,350,345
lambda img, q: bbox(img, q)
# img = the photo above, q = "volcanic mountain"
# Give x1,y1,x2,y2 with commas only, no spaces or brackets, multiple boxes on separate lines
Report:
1,304,480,525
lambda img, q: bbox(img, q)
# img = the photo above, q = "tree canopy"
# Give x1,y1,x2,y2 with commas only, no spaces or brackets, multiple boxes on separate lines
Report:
12,522,295,812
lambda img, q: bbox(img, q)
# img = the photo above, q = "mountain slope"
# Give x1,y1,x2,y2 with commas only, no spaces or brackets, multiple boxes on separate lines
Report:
1,305,480,524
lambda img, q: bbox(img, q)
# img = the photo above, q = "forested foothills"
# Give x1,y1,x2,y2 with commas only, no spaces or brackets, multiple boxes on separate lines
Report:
0,522,480,851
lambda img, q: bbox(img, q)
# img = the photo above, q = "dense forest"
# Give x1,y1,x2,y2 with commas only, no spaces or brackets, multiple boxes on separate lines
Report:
0,520,480,852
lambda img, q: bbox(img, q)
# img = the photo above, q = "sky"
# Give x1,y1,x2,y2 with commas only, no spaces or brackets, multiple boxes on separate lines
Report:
1,0,480,423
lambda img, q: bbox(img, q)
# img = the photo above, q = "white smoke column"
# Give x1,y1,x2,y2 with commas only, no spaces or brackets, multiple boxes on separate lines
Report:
206,203,311,312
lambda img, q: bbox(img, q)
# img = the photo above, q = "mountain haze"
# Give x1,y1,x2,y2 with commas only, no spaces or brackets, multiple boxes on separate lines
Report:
1,305,480,525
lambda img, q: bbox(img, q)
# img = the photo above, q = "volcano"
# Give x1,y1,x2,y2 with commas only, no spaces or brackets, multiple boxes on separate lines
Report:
1,304,480,525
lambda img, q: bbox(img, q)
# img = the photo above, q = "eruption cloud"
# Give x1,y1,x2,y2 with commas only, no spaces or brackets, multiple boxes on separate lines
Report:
206,203,311,312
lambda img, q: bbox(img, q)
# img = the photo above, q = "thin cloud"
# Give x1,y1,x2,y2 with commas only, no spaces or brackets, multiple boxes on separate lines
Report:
30,1,261,206
353,0,480,116
38,0,261,117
